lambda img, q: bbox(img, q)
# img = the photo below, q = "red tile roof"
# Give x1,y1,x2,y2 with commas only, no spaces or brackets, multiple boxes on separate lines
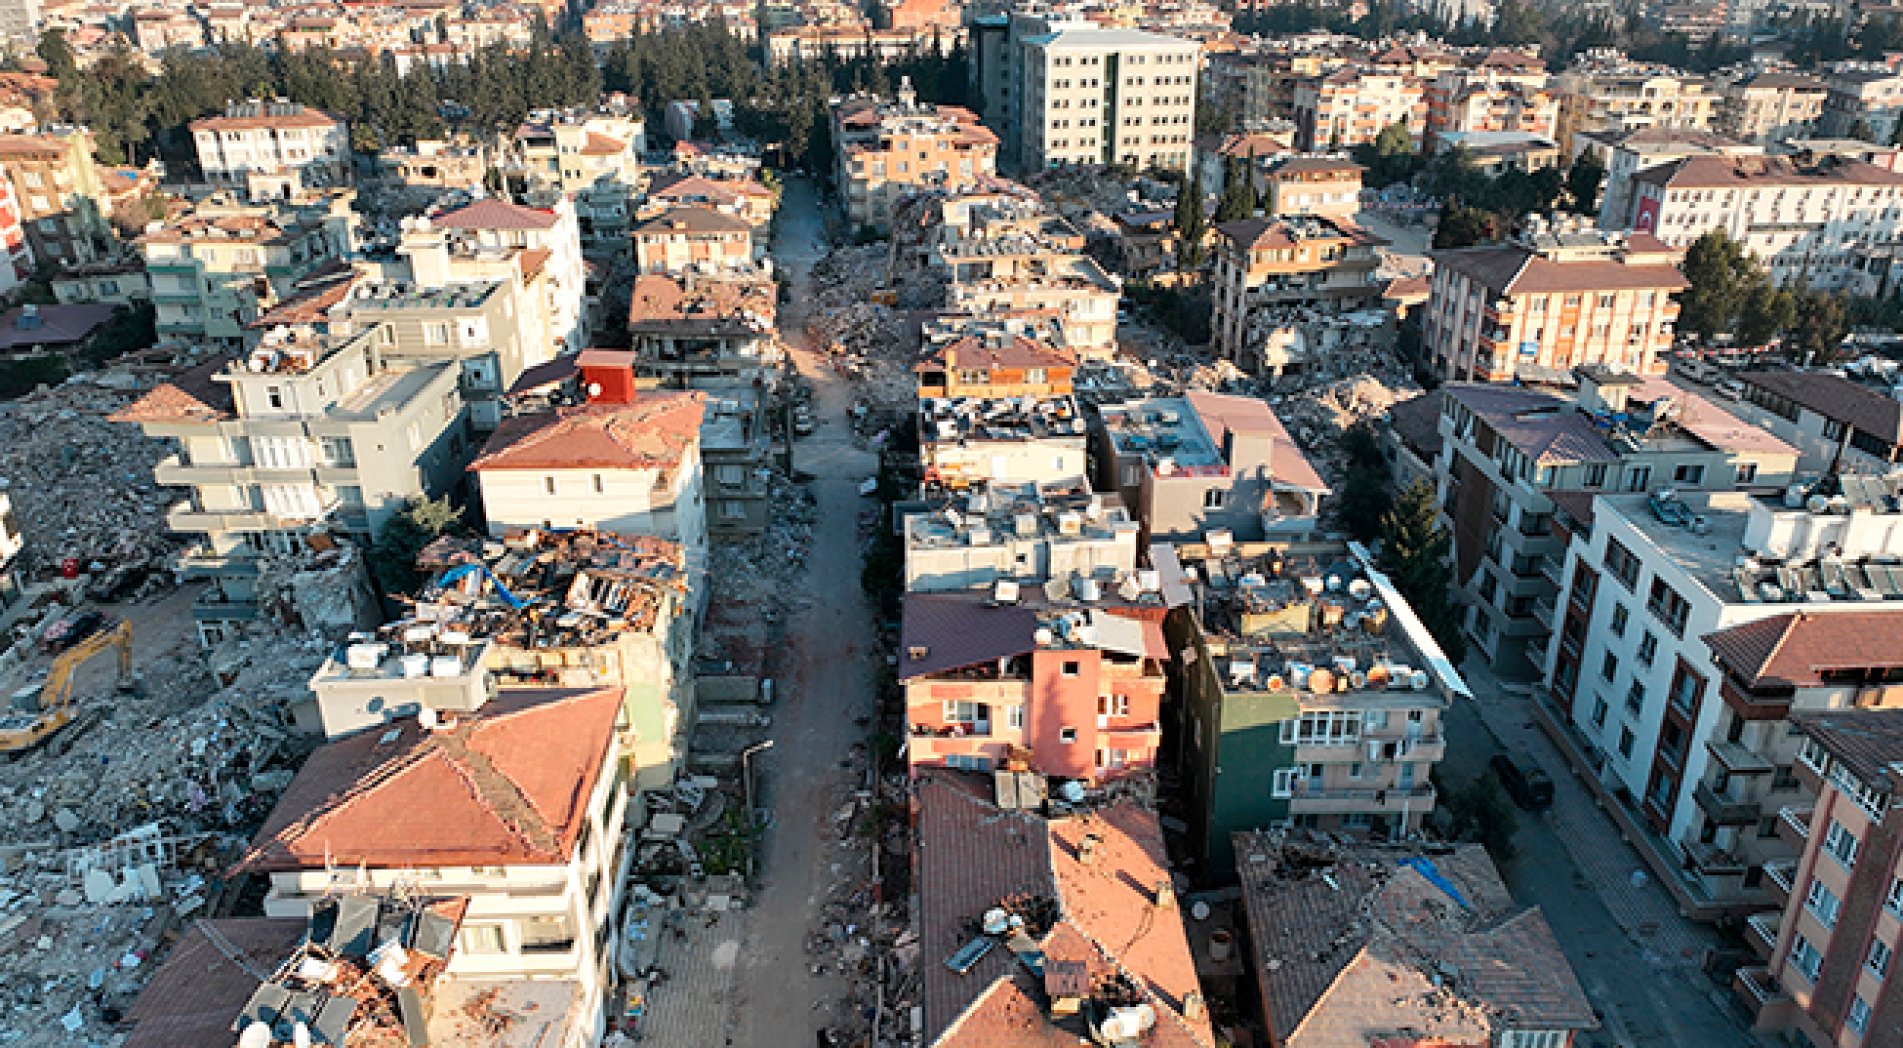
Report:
1186,390,1328,492
109,358,237,425
238,687,623,872
1636,154,1903,190
1432,244,1690,295
433,197,560,231
120,918,307,1048
915,772,1213,1048
189,108,341,132
468,392,706,472
1704,610,1903,689
580,131,627,156
926,334,1077,372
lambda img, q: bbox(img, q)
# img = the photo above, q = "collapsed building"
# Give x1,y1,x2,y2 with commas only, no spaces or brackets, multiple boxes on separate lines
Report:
626,268,782,391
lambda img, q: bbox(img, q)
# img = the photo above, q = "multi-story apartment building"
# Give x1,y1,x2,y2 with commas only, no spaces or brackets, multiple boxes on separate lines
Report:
1159,539,1462,870
1293,67,1427,151
138,191,359,348
1550,64,1718,154
1423,221,1687,383
1094,391,1329,543
427,196,588,353
1732,370,1903,473
112,324,470,644
1437,370,1800,678
626,267,782,390
903,484,1139,592
641,172,777,229
1259,154,1362,221
189,99,349,193
1204,46,1343,132
1577,127,1759,230
1211,214,1385,375
915,327,1088,493
378,137,487,191
1538,481,1903,920
1821,65,1903,144
508,97,646,198
1735,707,1903,1043
1716,70,1828,145
632,206,755,275
832,81,999,233
1424,49,1557,149
0,128,111,267
1630,153,1903,295
900,589,1168,780
236,685,630,1048
1018,25,1200,172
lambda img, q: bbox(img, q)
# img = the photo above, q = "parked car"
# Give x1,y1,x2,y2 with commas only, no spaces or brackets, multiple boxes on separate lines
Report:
40,609,105,654
1490,753,1554,811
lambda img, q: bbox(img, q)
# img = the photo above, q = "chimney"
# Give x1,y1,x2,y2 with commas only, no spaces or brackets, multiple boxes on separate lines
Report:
1155,878,1176,910
1078,832,1101,865
577,349,638,405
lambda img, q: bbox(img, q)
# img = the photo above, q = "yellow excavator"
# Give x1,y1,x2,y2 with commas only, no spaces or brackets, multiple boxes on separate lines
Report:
0,618,133,755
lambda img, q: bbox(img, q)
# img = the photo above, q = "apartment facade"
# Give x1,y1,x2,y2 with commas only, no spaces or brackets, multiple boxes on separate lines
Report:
915,331,1089,493
1630,154,1903,296
0,128,112,267
832,82,999,233
430,196,589,355
0,166,29,294
1425,51,1557,149
1261,155,1363,221
1211,214,1385,375
632,206,754,274
1437,374,1799,678
1821,66,1903,144
1539,482,1903,916
1736,708,1903,1044
1293,67,1427,151
138,191,359,348
509,98,646,197
1423,223,1687,383
1018,26,1200,172
1734,370,1903,473
1550,67,1718,153
1576,127,1758,230
112,326,470,643
1717,71,1828,145
189,99,349,191
237,686,631,1048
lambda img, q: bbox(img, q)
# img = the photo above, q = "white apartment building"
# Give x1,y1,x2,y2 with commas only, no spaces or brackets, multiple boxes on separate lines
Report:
190,99,349,191
425,196,589,356
1575,127,1759,231
237,685,632,1048
1820,65,1903,144
1019,26,1200,172
1630,153,1903,295
1540,479,1903,917
1550,67,1718,154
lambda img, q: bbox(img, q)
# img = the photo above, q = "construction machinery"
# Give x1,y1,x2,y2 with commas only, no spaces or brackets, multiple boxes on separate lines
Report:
0,618,133,755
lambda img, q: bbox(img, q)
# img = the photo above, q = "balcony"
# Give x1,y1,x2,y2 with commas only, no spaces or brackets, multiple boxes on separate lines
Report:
192,590,260,622
153,454,247,487
177,545,262,579
1530,596,1557,630
1705,738,1776,775
166,501,273,534
1288,783,1436,815
1538,553,1565,586
910,721,992,739
1694,781,1761,825
1764,859,1797,908
1776,806,1812,849
1733,965,1793,1030
1745,911,1782,961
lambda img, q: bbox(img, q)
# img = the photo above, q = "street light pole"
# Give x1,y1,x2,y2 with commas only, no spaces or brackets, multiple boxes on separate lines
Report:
741,739,775,882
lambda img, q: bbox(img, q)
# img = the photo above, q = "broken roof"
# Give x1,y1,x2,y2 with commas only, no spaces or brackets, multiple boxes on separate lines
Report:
109,357,238,425
121,919,307,1048
468,392,706,472
915,771,1214,1048
1233,833,1595,1046
925,333,1078,372
239,687,623,872
1704,609,1903,690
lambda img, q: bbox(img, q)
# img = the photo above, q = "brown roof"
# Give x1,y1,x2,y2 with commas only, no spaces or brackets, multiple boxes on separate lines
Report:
109,358,237,425
0,303,115,350
930,334,1077,372
238,687,623,872
433,197,559,231
1790,708,1903,785
1234,833,1595,1043
1432,244,1690,296
120,919,307,1048
626,272,775,329
189,108,340,132
1385,390,1443,461
633,206,753,236
1269,155,1365,177
1186,390,1329,492
1704,610,1903,690
1636,154,1903,190
580,131,626,156
915,771,1214,1048
1218,216,1384,251
469,392,706,472
1738,370,1903,446
252,263,359,328
647,172,774,203
0,133,71,160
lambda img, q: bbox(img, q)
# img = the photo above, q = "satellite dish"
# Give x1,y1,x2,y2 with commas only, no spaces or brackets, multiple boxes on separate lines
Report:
586,382,603,398
418,708,439,730
239,1024,273,1048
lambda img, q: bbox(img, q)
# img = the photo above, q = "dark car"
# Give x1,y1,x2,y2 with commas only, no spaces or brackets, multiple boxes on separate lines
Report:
1490,753,1555,811
40,609,105,654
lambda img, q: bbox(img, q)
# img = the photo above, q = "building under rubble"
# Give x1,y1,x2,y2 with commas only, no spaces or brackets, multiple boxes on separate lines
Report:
625,267,782,391
306,528,695,787
1156,540,1469,871
915,329,1088,495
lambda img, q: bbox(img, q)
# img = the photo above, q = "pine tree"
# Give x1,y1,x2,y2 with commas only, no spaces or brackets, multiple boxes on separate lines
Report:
1174,171,1208,270
1377,481,1465,666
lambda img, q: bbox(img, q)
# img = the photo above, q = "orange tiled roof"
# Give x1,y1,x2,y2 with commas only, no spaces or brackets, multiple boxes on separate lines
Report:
469,392,707,472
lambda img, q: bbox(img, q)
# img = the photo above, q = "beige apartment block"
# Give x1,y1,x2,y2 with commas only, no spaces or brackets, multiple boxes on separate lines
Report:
1019,26,1200,172
832,79,999,233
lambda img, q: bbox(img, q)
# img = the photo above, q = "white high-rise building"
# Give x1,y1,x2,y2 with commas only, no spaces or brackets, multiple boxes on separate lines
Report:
1016,25,1200,173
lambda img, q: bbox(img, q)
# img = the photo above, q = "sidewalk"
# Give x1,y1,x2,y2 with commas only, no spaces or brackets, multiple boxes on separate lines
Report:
1459,658,1724,970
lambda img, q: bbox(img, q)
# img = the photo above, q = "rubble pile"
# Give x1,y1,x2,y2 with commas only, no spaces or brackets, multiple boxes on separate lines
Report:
1026,167,1166,217
0,376,183,579
1272,371,1420,484
701,472,816,672
801,746,909,1048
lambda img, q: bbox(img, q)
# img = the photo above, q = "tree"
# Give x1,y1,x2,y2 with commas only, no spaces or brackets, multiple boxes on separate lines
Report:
1737,282,1795,346
1378,481,1465,667
1215,157,1257,221
1676,230,1762,340
1174,171,1208,270
1432,202,1493,249
36,29,75,84
1335,423,1392,543
367,496,467,597
1787,288,1850,361
1352,120,1417,187
1565,151,1605,216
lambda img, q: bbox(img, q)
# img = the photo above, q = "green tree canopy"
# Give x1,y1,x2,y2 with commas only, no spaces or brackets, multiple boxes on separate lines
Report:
1378,481,1465,667
1565,151,1605,215
1174,172,1208,270
1676,230,1763,340
368,496,467,597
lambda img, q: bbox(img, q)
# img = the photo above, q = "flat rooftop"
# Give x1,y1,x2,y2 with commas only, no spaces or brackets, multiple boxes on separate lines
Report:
906,484,1136,549
347,280,500,312
1605,490,1756,601
1101,396,1224,470
919,394,1088,444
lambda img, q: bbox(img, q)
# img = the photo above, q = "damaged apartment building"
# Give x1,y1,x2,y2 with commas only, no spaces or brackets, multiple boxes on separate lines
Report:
305,526,695,788
892,186,1122,359
113,323,470,645
916,320,1088,496
1155,540,1468,872
625,264,782,391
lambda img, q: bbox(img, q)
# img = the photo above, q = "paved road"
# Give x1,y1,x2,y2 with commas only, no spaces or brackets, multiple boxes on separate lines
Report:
1440,672,1767,1048
725,175,882,1048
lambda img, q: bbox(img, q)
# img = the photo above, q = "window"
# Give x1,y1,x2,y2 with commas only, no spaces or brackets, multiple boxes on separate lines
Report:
1637,632,1658,666
1758,815,1781,838
1279,710,1363,745
1791,933,1822,982
1626,680,1646,715
1891,876,1903,916
1062,660,1080,677
1624,464,1652,492
1610,604,1629,636
1271,768,1299,798
319,436,354,466
265,385,284,409
1668,663,1705,714
1807,878,1842,928
544,476,557,495
942,701,987,724
518,915,575,954
1735,462,1758,485
593,474,604,494
1591,697,1608,727
1868,937,1892,978
1647,578,1690,637
1825,819,1860,869
1059,726,1078,744
1618,727,1636,758
1604,538,1641,591
1849,995,1871,1036
1601,651,1620,682
1006,705,1024,729
1097,694,1129,717
462,923,507,954
1672,463,1705,485
945,753,993,772
1203,488,1227,509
